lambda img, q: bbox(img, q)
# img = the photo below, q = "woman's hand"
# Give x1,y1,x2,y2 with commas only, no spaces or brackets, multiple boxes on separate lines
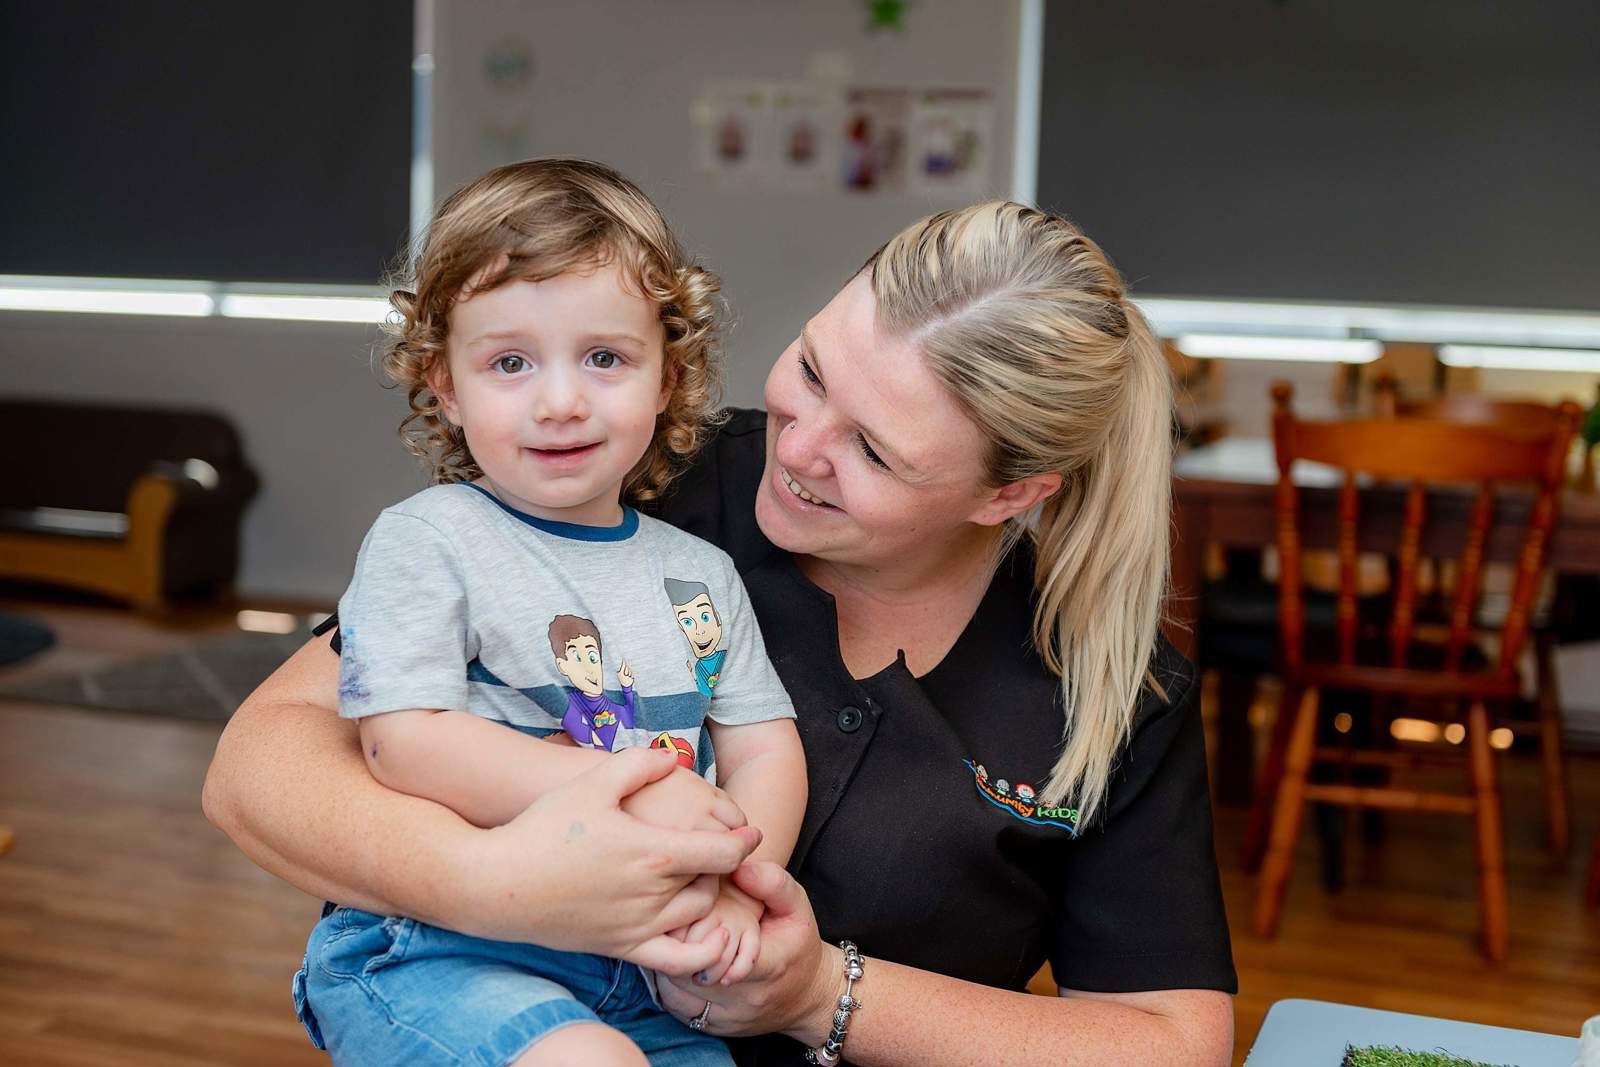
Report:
658,861,839,1043
466,747,761,977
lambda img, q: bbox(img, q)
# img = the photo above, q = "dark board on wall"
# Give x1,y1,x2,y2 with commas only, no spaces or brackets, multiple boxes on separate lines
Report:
0,2,412,285
1037,1,1600,311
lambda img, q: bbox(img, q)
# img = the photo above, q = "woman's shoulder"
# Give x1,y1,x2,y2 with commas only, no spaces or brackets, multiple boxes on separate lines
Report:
646,408,774,570
1140,632,1199,728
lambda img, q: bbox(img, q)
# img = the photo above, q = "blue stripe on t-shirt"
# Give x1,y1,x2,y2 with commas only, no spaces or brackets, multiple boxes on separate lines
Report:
457,481,639,541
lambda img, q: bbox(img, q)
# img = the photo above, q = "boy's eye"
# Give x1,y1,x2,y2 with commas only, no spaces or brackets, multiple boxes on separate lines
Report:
493,354,526,374
587,349,620,369
681,618,692,628
701,612,711,623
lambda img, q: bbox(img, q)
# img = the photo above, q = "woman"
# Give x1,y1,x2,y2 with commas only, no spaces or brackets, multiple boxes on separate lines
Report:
204,201,1236,1066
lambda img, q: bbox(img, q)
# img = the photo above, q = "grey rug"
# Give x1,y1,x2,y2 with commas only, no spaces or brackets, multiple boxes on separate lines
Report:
0,627,313,721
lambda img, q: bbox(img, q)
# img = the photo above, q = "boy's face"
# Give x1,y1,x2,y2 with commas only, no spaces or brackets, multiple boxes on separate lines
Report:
435,259,670,526
672,593,723,658
555,635,604,695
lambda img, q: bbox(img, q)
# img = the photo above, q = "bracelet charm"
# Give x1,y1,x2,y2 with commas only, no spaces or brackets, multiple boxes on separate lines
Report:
804,940,864,1066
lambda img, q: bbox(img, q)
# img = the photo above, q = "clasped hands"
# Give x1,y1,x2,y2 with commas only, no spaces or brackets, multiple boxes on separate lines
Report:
470,747,830,1040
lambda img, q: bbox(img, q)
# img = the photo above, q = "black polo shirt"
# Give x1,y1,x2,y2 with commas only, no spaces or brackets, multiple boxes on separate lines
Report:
647,410,1236,1066
327,408,1236,1065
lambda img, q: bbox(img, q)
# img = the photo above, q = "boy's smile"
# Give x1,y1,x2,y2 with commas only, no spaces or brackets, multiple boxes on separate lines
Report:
434,260,670,527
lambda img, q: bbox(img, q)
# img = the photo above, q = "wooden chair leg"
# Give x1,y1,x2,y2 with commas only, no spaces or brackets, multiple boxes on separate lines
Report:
1586,835,1600,910
1533,631,1570,859
1241,682,1302,872
1253,687,1320,939
1467,701,1509,963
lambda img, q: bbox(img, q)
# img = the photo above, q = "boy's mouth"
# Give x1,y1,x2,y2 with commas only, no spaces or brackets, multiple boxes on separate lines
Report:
527,442,601,465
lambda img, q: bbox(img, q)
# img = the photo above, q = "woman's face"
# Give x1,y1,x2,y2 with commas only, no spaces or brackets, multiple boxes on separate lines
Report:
755,272,1001,569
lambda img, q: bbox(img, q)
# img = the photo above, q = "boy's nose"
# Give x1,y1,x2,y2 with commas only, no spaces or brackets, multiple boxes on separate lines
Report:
534,366,589,422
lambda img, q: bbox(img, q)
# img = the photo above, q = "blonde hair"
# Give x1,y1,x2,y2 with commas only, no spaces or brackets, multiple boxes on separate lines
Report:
379,158,724,501
868,201,1173,827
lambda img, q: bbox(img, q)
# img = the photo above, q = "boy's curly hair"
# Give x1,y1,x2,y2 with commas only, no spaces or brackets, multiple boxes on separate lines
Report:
378,158,724,502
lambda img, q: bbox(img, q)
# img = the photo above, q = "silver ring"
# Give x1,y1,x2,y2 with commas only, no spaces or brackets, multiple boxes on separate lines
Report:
689,1001,712,1031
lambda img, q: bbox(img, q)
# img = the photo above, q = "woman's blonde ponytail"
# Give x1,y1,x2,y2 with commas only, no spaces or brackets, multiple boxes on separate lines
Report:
869,202,1173,826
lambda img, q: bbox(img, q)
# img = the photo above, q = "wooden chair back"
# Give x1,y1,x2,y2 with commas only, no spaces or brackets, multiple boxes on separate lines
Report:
1270,382,1580,681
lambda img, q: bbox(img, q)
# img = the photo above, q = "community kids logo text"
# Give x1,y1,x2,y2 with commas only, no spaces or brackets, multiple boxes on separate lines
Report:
963,759,1079,834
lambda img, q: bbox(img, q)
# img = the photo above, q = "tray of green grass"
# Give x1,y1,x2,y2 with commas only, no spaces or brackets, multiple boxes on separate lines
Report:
1245,1000,1577,1066
1343,1046,1513,1067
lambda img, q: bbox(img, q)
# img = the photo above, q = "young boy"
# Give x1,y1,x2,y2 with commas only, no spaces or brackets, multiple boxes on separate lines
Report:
294,159,805,1067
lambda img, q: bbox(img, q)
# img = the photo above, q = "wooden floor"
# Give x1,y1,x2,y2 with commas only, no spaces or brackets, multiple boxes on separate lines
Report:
1,600,1597,1065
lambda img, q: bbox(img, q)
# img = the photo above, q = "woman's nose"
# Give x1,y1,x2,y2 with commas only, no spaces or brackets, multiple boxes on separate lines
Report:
773,414,832,479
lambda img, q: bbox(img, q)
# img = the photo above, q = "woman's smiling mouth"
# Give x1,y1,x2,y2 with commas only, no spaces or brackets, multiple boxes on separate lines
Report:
778,465,837,508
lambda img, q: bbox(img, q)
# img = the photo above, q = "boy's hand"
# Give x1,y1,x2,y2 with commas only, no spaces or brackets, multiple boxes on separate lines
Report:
620,766,745,834
617,659,635,688
682,879,763,985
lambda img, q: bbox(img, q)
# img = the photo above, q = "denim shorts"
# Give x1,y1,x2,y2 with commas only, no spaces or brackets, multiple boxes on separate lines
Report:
293,904,733,1067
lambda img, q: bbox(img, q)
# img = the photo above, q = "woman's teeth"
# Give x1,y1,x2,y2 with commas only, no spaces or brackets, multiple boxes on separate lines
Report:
781,467,830,507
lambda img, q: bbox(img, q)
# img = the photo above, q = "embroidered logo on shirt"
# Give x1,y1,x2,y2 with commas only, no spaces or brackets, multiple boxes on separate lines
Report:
963,759,1079,835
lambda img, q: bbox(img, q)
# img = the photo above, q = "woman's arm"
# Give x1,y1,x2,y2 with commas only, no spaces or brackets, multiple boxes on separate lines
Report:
202,634,761,973
659,863,1233,1067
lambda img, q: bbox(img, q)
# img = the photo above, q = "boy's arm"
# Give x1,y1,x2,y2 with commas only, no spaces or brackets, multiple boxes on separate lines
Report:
358,709,602,827
705,717,807,866
360,709,743,832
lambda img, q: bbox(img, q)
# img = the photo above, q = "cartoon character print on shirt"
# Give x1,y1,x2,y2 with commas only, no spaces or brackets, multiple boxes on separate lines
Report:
665,577,728,697
549,613,636,751
963,758,1079,835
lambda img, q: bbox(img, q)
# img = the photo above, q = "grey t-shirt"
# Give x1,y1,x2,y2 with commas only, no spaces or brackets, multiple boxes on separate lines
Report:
337,482,795,783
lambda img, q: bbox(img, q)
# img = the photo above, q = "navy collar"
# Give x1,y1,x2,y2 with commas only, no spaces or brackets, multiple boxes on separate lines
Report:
460,481,639,542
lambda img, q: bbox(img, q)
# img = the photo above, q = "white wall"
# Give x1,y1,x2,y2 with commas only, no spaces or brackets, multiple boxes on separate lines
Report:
432,0,1023,404
6,0,1024,599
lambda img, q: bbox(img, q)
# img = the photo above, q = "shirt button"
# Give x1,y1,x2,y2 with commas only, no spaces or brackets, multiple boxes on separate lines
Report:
836,706,863,733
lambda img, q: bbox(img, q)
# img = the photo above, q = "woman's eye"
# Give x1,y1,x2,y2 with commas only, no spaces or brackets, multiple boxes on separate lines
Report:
859,436,889,470
493,354,526,374
798,352,821,388
587,349,620,369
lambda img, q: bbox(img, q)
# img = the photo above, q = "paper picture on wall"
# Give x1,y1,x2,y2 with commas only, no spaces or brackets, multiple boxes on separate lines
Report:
908,89,991,196
770,84,832,190
840,88,909,192
692,83,771,180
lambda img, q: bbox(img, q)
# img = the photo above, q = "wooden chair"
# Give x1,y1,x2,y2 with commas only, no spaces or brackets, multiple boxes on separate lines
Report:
1249,383,1580,963
1370,387,1580,857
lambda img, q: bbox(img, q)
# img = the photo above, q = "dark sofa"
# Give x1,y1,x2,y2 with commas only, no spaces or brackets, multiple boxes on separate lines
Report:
0,399,259,609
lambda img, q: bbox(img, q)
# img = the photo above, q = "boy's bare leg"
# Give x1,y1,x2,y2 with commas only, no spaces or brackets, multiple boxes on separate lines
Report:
511,1023,648,1067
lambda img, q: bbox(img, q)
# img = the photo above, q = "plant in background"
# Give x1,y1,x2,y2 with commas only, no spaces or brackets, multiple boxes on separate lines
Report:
1583,390,1600,449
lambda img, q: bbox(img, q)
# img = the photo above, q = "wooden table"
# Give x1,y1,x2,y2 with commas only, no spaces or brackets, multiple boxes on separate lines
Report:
1243,998,1581,1066
1169,438,1600,660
